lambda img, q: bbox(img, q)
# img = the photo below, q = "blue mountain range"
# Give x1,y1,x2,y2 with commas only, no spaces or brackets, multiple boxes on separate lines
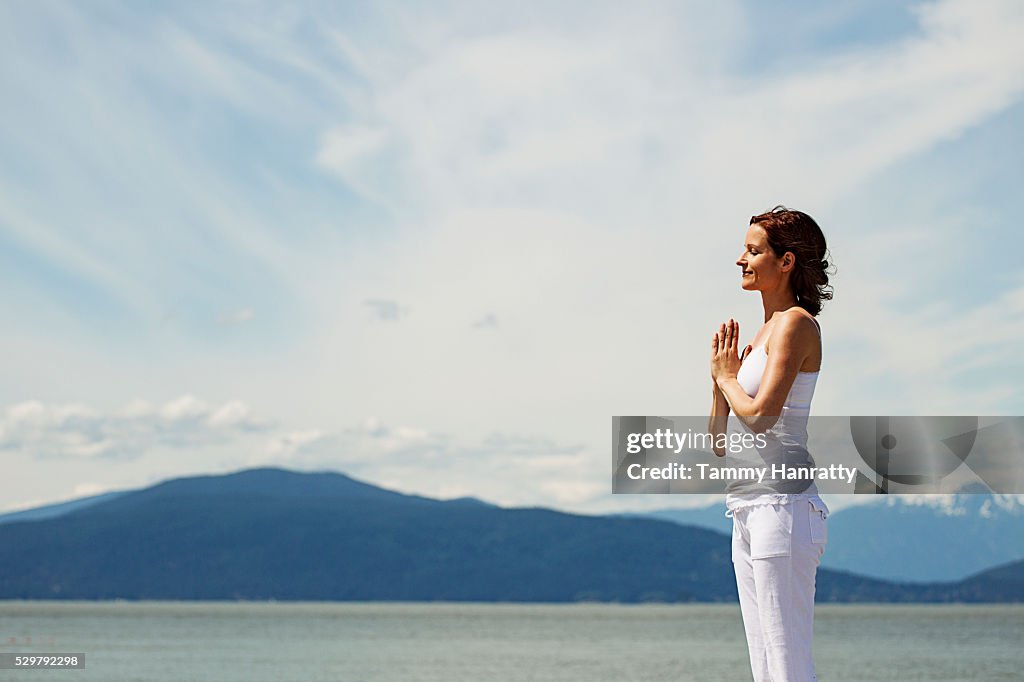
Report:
618,484,1024,582
0,468,1021,602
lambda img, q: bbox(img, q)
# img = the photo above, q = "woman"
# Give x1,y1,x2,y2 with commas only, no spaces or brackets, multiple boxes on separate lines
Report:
708,205,833,682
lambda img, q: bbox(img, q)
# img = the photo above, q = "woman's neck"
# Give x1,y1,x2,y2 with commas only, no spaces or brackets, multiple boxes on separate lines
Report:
760,288,799,323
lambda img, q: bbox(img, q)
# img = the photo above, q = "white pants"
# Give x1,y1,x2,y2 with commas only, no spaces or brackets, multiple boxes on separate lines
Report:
728,498,829,682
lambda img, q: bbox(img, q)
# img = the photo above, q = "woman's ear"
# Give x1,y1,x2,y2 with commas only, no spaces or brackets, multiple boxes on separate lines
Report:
780,252,796,272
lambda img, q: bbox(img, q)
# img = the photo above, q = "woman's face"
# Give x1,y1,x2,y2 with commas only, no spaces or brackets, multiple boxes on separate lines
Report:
736,223,787,292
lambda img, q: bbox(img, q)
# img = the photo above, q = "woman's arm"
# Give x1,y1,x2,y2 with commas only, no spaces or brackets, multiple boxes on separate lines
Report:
713,313,816,434
708,383,730,457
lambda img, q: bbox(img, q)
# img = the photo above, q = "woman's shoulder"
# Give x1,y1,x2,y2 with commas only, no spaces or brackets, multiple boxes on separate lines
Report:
765,308,820,352
774,308,820,335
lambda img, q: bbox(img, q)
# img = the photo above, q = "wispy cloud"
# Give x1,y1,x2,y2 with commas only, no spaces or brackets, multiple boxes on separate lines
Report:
314,0,1024,215
217,308,256,325
1,1,1022,514
298,0,1024,426
255,416,596,508
472,313,498,329
363,298,407,321
0,396,268,460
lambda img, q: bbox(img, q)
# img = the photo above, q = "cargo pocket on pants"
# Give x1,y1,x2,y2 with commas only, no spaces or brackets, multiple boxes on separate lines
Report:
749,503,793,560
808,498,828,545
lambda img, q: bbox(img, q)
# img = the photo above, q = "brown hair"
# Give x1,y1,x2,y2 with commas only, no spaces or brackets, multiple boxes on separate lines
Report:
750,205,834,316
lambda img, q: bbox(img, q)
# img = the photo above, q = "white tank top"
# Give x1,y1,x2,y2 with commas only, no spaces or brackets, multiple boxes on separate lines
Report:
724,314,827,513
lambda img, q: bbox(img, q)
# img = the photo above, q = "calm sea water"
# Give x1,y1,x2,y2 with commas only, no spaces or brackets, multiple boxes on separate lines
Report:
0,602,1021,681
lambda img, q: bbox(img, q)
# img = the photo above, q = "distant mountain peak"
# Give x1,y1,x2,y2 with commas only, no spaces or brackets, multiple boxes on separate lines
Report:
443,496,498,507
133,466,429,504
883,488,1024,517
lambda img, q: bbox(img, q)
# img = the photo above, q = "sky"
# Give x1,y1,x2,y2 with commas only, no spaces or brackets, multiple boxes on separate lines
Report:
1,0,1023,516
